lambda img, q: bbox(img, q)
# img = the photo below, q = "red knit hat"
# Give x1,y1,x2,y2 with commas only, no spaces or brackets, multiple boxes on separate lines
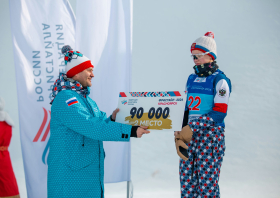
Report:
62,45,94,78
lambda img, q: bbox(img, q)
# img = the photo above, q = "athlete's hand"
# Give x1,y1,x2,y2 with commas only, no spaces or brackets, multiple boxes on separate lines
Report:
111,108,120,121
174,131,180,136
137,126,150,138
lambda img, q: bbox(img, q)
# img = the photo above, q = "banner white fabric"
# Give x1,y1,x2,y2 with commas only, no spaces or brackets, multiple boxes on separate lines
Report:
9,0,75,197
75,0,133,183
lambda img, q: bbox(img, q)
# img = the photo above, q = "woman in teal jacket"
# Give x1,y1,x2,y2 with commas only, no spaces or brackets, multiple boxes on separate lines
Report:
48,46,149,198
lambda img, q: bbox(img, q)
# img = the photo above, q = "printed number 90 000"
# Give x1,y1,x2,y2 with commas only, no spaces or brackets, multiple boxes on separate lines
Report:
130,107,170,119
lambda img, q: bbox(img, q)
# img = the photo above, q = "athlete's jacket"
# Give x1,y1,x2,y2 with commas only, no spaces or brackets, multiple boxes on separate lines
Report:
186,69,231,126
48,74,132,198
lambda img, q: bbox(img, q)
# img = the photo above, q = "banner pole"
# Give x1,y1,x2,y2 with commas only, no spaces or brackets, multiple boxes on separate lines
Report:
127,181,129,198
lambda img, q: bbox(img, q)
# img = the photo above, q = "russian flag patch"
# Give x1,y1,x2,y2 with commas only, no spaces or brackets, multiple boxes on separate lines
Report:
66,97,79,106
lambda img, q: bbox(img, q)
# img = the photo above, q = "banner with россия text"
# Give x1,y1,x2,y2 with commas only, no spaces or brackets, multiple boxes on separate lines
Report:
9,0,75,197
75,0,133,183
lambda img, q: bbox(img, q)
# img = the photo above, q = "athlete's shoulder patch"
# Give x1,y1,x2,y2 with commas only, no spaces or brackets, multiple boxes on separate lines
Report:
218,88,227,97
66,97,79,106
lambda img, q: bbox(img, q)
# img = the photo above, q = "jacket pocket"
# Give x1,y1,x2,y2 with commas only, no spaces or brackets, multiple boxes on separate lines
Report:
191,154,195,179
66,151,98,171
64,130,98,171
210,136,215,159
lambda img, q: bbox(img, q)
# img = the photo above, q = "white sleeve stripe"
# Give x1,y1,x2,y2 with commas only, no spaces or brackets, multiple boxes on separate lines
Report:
214,79,230,104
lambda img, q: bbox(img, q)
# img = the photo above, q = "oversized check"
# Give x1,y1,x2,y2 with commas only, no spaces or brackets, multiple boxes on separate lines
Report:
115,91,186,131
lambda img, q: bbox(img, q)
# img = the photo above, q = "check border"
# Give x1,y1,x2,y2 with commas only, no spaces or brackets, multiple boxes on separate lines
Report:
119,91,187,98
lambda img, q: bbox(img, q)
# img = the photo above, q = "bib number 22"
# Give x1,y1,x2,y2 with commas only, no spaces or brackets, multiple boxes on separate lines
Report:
188,96,201,111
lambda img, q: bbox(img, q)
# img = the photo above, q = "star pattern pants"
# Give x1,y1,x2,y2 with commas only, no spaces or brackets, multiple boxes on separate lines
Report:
179,116,225,198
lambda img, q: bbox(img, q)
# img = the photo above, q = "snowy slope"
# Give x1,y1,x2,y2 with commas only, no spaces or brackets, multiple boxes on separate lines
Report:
0,0,279,198
106,0,280,198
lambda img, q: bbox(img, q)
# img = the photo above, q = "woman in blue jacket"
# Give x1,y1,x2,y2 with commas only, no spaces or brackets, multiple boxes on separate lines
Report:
48,46,149,198
175,32,232,198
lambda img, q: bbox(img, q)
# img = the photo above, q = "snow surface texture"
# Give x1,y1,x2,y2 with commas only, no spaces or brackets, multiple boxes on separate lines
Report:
0,0,279,197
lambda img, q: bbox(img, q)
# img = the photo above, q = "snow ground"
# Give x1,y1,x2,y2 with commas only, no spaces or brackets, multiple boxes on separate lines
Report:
1,0,280,197
107,0,280,197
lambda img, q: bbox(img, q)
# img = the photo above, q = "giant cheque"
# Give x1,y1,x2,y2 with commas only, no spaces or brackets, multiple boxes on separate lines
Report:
115,91,186,131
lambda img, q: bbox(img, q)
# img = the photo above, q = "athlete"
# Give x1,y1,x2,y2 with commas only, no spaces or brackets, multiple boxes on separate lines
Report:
175,32,232,198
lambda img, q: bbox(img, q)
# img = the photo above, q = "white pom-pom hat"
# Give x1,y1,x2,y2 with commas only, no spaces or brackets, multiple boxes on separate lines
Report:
62,45,94,78
190,31,217,60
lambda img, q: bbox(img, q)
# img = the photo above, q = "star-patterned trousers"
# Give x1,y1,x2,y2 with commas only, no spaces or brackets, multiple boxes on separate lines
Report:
179,125,225,198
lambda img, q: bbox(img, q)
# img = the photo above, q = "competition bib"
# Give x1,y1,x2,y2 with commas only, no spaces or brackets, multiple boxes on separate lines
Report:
115,91,186,131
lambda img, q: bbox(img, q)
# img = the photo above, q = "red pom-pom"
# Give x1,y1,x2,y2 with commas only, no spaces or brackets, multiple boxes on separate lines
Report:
204,31,214,39
77,51,80,53
65,56,69,60
69,51,74,53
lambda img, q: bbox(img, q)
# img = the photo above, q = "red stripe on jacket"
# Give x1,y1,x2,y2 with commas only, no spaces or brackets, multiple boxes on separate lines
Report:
68,101,78,106
212,103,228,113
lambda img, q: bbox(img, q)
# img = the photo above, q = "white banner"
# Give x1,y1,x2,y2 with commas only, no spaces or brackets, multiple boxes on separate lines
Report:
9,0,75,197
75,0,133,182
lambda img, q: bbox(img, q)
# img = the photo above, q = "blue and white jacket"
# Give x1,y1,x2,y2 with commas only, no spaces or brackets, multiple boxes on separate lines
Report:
186,69,232,127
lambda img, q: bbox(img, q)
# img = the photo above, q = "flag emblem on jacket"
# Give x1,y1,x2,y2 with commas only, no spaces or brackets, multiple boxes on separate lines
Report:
66,97,79,106
218,88,226,97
